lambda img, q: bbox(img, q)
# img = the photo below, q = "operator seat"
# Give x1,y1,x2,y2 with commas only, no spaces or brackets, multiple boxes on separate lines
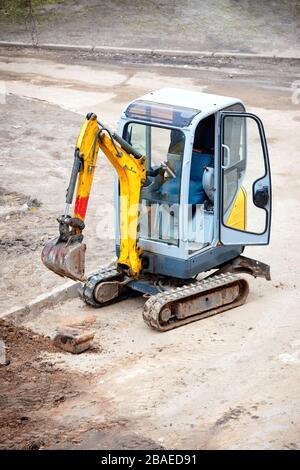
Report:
189,114,215,205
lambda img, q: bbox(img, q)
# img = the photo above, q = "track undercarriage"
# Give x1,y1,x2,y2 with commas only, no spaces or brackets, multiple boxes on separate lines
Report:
79,255,270,332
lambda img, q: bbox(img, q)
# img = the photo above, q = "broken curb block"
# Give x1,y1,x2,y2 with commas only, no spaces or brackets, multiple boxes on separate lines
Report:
0,359,10,367
53,328,95,354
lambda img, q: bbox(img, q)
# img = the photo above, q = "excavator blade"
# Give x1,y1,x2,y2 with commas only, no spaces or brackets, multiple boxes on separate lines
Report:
41,237,86,282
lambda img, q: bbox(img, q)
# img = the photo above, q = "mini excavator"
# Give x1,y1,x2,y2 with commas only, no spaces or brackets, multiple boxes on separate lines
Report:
42,88,272,331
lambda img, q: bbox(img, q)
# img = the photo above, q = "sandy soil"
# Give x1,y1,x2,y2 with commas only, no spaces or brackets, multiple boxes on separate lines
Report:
0,319,162,450
0,1,299,57
0,319,82,450
0,48,300,449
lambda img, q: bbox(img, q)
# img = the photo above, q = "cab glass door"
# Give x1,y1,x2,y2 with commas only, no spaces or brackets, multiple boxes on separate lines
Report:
219,112,271,245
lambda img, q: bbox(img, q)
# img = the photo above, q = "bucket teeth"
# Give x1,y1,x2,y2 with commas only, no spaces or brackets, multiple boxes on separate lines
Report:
41,237,86,281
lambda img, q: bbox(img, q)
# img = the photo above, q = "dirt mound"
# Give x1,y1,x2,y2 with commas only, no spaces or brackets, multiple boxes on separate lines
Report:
0,320,81,449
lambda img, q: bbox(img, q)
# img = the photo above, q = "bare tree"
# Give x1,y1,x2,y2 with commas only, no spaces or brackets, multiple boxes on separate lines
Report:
25,0,38,46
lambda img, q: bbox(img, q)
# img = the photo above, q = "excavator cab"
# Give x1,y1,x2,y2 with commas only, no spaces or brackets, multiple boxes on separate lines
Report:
116,88,271,279
42,88,272,331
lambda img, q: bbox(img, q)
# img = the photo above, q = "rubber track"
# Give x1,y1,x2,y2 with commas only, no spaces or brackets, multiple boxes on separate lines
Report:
143,273,249,331
80,265,122,307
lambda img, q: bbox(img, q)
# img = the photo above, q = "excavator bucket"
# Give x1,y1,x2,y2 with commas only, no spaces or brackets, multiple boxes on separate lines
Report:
41,237,86,282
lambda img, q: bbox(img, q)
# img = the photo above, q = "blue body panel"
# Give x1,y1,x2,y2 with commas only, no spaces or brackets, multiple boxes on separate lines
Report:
116,244,243,280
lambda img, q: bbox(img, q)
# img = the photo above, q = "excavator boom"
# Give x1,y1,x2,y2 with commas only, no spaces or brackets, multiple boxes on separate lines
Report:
42,113,146,281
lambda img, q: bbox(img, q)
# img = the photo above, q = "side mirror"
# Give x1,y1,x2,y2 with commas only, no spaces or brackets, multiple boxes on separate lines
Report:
253,184,269,208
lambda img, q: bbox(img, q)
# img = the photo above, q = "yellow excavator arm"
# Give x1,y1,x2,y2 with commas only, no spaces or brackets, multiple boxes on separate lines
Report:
42,113,146,280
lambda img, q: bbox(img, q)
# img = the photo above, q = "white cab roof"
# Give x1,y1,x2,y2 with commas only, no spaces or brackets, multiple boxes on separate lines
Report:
133,87,242,116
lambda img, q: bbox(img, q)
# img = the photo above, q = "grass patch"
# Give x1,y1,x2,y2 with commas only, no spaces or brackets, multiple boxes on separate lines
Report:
0,0,65,23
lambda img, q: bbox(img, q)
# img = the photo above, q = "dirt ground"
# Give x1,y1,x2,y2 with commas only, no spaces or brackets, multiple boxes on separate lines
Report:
0,319,82,450
0,47,300,449
0,1,299,57
0,319,162,450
